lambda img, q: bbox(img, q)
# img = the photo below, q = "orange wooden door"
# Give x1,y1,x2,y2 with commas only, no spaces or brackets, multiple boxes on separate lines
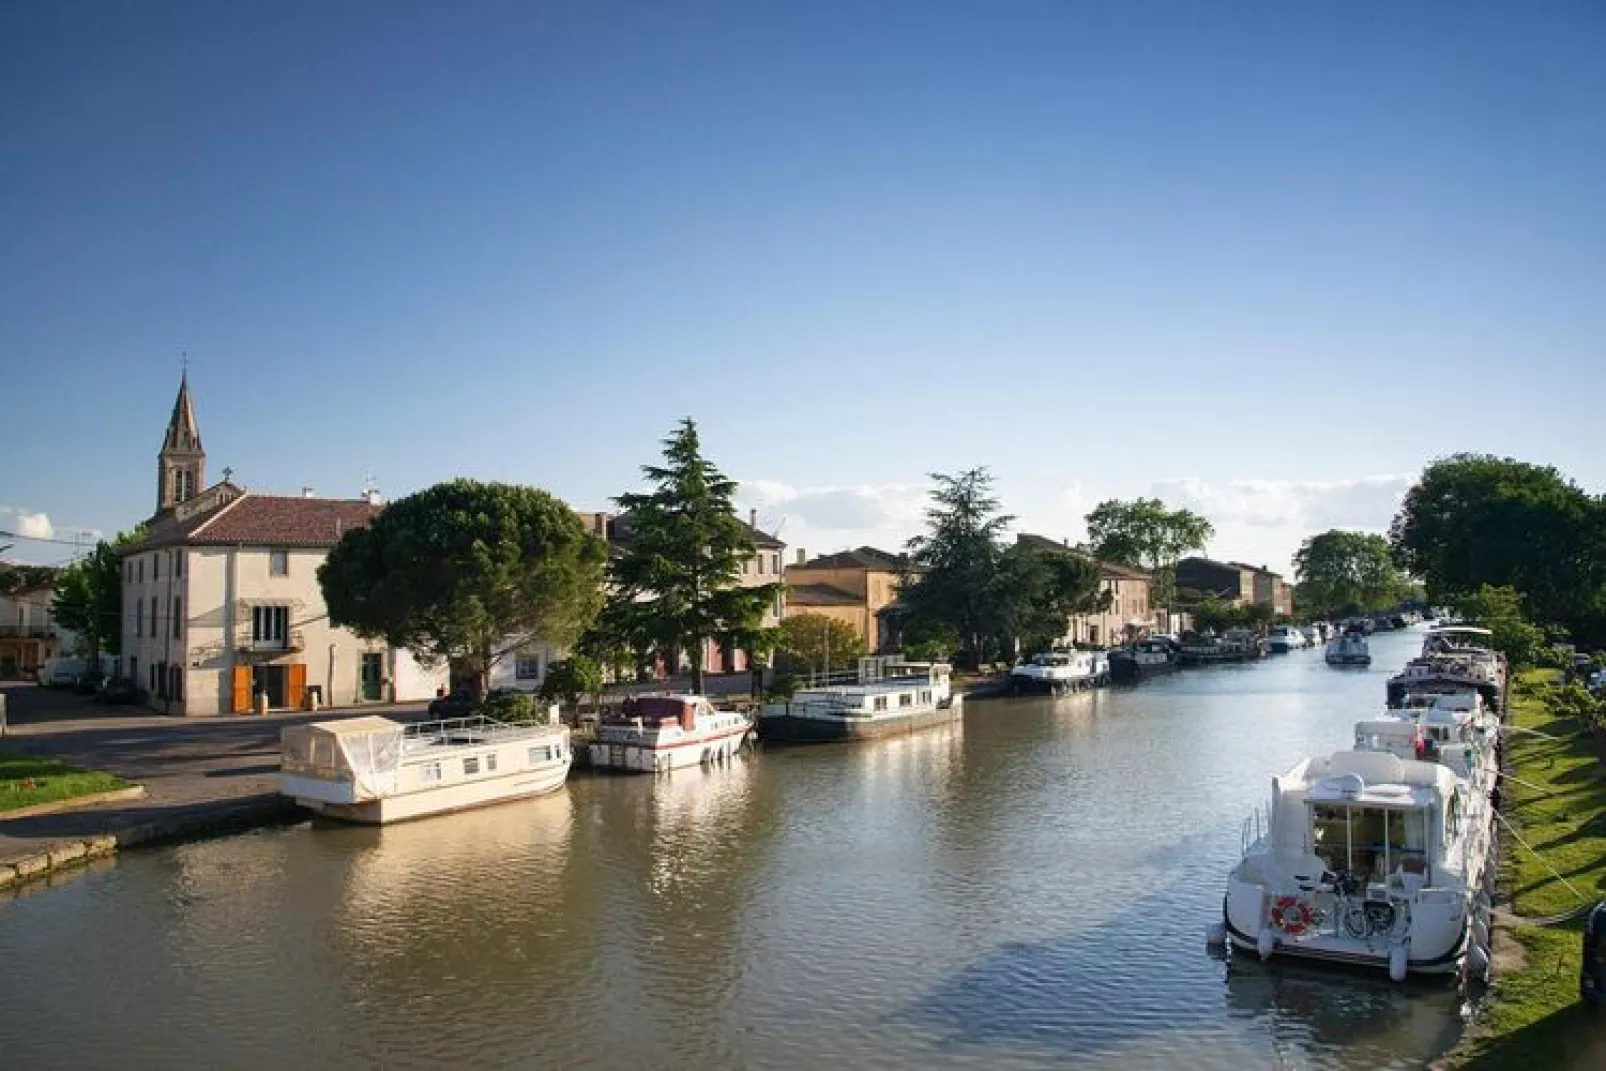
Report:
231,665,252,713
287,663,307,711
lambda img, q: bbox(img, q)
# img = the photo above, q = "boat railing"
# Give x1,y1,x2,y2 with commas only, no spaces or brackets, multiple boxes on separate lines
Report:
403,715,560,747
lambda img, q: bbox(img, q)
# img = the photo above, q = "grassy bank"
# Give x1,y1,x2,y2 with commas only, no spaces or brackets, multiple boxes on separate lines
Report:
1452,669,1606,1068
0,749,129,813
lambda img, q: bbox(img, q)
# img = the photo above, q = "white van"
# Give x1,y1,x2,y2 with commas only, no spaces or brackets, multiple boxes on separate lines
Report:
40,658,86,687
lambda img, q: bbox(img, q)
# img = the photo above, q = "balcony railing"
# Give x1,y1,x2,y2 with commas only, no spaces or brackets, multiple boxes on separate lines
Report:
239,629,305,654
0,625,53,640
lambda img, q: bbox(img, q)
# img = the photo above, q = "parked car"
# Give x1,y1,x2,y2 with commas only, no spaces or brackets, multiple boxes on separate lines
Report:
41,658,85,688
428,688,477,718
94,677,144,705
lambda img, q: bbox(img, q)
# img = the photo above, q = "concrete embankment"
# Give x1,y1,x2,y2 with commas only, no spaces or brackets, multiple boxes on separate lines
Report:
0,681,429,896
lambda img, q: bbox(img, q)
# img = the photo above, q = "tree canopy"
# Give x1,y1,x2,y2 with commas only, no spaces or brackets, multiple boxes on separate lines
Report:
1390,453,1606,643
999,542,1111,653
775,612,867,678
319,479,607,696
1292,530,1406,618
604,418,780,692
900,469,1113,662
51,528,143,662
1453,585,1546,665
1084,497,1213,608
900,469,1014,661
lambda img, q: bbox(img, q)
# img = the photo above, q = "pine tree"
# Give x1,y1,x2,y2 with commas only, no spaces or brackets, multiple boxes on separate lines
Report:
608,418,780,693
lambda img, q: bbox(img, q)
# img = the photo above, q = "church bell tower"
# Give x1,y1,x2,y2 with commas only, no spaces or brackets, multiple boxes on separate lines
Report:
157,372,206,513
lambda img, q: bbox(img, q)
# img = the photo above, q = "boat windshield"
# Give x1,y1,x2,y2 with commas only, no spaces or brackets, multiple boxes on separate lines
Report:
1309,803,1431,886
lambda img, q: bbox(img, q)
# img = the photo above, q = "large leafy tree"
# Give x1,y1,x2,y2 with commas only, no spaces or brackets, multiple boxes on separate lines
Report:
1084,497,1213,608
1390,454,1605,639
1292,530,1406,618
901,468,1014,663
775,612,867,677
51,528,143,664
319,480,607,697
606,418,781,693
1000,543,1111,653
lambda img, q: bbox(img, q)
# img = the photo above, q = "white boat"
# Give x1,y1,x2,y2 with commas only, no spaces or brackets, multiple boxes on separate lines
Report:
1220,689,1497,982
589,694,752,774
1267,625,1310,653
1010,649,1101,694
280,715,572,824
758,658,962,744
1325,628,1372,666
1302,624,1325,647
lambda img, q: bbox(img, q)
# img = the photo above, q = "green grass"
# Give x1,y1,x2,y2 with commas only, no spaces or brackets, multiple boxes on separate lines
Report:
0,749,130,813
1452,669,1606,1069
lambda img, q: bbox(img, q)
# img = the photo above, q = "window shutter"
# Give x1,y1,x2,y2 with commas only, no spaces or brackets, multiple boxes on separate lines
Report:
287,663,307,711
231,665,252,714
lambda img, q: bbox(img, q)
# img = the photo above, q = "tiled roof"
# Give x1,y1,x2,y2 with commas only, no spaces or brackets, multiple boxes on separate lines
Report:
136,494,380,549
796,546,906,572
1015,533,1151,581
787,582,863,607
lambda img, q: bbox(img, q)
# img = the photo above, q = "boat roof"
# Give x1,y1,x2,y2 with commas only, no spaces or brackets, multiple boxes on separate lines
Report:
292,715,403,738
1428,626,1492,637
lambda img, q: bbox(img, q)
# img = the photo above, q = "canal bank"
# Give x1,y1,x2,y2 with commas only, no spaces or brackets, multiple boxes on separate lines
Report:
0,631,1473,1069
0,682,424,892
1446,669,1606,1069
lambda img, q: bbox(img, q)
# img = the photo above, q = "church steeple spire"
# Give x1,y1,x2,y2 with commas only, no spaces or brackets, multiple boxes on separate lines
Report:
157,371,206,513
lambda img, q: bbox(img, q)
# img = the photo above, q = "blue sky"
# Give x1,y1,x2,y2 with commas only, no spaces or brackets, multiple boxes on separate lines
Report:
3,1,1602,573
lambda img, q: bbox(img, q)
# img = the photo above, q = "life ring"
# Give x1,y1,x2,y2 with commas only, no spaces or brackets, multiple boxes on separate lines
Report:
1270,896,1313,936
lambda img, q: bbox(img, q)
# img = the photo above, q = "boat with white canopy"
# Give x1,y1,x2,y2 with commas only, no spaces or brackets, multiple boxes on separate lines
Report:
280,714,572,824
1009,649,1102,694
758,657,961,744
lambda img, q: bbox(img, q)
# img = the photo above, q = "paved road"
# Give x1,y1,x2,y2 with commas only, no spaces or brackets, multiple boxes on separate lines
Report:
0,682,428,868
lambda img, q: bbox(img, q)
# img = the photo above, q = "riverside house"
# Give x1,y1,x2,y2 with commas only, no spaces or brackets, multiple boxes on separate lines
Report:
120,376,445,715
784,546,909,654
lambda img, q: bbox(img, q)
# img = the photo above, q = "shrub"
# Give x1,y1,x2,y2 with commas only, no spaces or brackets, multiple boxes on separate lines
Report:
479,692,544,724
539,655,602,706
766,673,799,702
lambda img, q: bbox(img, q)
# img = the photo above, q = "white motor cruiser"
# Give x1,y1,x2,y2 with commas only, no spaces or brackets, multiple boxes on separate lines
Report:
1219,738,1495,981
1009,650,1101,694
589,694,752,774
1325,628,1372,666
1267,625,1310,654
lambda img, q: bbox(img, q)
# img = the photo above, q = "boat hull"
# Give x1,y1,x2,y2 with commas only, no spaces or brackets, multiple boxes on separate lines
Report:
1221,907,1467,977
289,761,571,825
1008,673,1098,694
589,725,750,773
757,700,961,744
1107,657,1178,683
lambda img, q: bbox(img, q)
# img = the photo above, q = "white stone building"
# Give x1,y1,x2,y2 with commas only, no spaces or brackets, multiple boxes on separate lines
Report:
121,376,446,715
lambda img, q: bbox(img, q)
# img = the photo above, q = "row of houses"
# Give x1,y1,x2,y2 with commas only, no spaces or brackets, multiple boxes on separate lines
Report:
115,375,1290,716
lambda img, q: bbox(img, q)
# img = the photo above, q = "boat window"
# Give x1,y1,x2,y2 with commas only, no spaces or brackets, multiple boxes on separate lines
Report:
1310,805,1351,876
899,693,913,708
873,696,888,712
463,756,480,776
1445,790,1461,840
920,690,931,704
1310,804,1431,884
422,762,442,783
528,745,550,764
486,753,498,773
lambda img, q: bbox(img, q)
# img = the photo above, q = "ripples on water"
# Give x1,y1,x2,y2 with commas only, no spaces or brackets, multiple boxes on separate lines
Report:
0,629,1464,1068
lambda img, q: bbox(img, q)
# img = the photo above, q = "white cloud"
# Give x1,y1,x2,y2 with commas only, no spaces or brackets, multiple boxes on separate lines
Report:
736,479,928,556
1145,475,1412,575
1152,476,1410,533
0,506,55,541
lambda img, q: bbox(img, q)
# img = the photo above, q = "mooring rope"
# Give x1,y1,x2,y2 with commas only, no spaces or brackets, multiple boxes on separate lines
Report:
1491,807,1594,927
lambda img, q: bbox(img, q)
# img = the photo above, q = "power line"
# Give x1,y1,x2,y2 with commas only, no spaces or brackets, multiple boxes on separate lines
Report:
0,528,100,547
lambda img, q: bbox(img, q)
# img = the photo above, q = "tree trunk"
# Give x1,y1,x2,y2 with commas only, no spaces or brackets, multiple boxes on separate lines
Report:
690,637,705,695
475,641,493,702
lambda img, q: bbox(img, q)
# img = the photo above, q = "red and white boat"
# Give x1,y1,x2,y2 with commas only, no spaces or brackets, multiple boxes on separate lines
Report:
589,695,752,774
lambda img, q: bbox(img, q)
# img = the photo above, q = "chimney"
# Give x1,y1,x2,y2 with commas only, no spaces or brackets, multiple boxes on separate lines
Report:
1063,537,1069,547
363,488,382,506
796,549,806,566
748,508,758,530
302,486,315,499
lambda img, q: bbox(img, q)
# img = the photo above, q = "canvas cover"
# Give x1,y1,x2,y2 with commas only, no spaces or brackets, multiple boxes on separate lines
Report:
282,716,405,799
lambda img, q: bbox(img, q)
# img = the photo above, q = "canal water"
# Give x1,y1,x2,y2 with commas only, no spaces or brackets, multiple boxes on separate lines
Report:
0,628,1465,1069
